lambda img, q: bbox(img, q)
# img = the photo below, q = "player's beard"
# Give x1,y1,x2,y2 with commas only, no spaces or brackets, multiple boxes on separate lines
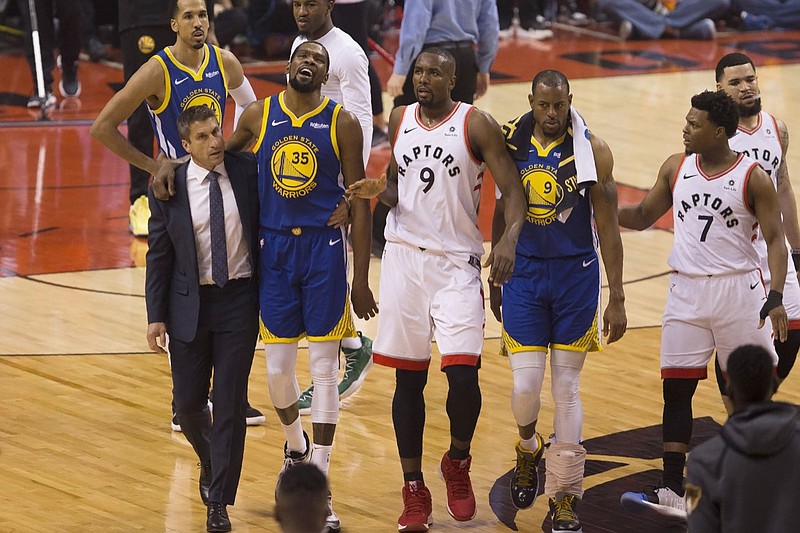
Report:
289,76,316,93
737,97,761,118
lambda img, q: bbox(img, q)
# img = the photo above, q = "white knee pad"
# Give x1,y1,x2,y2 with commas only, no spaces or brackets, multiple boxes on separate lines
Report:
550,348,586,443
509,351,546,427
309,340,340,425
544,441,586,498
265,343,300,409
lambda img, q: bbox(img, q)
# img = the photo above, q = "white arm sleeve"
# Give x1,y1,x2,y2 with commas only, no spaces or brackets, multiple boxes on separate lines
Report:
333,48,373,169
228,75,257,130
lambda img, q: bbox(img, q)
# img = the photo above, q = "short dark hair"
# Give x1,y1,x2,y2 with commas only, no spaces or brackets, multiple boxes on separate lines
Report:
176,105,217,140
168,0,209,19
727,344,776,403
168,0,180,19
276,464,328,529
417,47,457,76
690,90,739,138
531,69,570,96
290,41,331,74
277,463,328,498
715,53,756,82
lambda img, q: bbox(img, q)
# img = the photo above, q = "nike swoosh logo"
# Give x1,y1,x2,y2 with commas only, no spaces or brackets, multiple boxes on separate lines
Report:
404,127,417,134
750,282,760,290
582,258,597,267
271,120,289,126
174,77,189,85
682,174,698,180
329,238,342,246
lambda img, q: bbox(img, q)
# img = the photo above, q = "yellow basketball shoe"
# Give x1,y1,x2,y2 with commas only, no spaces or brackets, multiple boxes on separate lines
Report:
129,195,150,237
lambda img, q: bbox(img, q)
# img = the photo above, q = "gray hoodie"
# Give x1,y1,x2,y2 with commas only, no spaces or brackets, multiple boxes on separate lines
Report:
685,402,800,532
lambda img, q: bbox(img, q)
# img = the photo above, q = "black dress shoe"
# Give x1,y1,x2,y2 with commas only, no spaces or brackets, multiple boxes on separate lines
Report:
199,463,212,505
207,502,231,532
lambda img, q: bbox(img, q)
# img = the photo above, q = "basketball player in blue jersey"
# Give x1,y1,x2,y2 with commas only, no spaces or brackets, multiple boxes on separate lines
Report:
490,69,627,532
92,0,257,228
91,0,266,430
226,41,378,533
618,90,788,520
289,0,376,416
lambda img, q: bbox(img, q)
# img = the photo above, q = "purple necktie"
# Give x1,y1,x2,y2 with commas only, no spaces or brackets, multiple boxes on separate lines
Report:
207,171,228,288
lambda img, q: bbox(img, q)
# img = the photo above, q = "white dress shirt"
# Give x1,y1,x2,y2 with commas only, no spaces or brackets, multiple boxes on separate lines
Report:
186,159,251,285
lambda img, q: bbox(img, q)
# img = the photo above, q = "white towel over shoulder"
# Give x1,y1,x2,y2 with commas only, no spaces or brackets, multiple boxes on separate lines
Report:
570,106,597,188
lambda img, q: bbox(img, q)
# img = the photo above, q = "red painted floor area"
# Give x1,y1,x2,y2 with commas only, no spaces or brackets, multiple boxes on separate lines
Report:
1,29,797,276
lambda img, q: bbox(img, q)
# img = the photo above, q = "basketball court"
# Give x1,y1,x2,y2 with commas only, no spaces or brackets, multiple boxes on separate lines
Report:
2,21,800,532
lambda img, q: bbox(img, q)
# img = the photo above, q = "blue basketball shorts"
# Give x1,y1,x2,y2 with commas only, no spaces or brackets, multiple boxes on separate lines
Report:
258,226,354,342
502,252,601,354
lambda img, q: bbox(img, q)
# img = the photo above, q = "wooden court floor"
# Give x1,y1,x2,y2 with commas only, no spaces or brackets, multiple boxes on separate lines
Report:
2,29,800,532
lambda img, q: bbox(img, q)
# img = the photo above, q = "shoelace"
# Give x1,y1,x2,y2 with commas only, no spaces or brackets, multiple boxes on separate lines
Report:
344,356,358,373
403,486,429,515
553,496,577,522
651,485,685,509
643,484,673,505
444,462,471,499
208,502,224,515
514,449,536,487
299,386,314,399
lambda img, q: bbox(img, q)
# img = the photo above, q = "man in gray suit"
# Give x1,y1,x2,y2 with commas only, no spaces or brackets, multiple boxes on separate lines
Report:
145,104,259,533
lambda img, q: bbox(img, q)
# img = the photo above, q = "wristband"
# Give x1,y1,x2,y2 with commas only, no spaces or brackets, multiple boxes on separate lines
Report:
760,290,783,320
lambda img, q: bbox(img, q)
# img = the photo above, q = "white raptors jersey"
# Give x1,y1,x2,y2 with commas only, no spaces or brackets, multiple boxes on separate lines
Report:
729,111,783,184
385,102,485,256
729,111,792,285
668,153,761,276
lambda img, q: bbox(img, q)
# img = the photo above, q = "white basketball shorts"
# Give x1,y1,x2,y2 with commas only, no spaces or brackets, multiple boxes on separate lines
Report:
373,242,485,370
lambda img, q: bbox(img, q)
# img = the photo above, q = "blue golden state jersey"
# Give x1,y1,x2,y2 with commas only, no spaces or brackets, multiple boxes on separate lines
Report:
252,92,344,231
148,44,228,158
511,127,595,259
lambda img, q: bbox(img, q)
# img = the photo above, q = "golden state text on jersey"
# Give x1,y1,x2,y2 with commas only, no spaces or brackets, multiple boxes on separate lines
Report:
253,92,345,230
149,44,228,158
504,116,594,259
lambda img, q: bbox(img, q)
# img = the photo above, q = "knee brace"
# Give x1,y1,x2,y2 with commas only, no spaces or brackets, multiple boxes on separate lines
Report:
444,365,482,443
266,343,300,409
551,349,586,444
309,340,340,425
662,377,699,444
393,369,428,458
509,351,546,427
544,441,586,498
